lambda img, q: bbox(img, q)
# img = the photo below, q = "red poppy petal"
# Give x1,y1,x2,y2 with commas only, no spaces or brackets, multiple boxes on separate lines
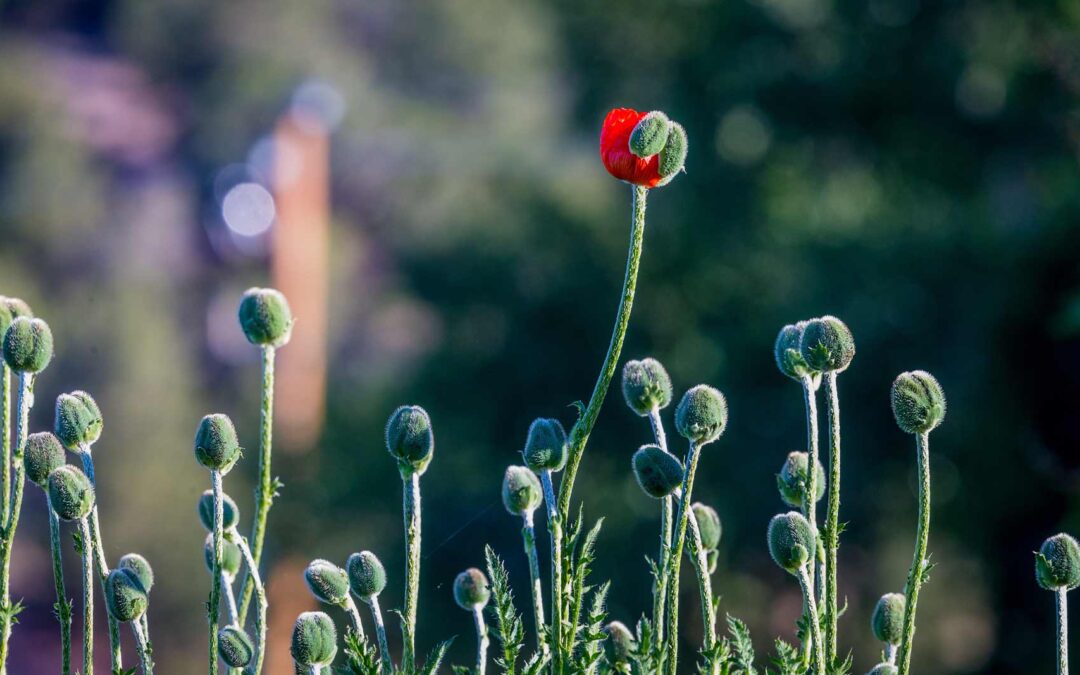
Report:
600,108,664,188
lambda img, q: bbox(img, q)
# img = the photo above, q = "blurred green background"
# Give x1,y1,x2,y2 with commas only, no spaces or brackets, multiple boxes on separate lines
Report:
1,0,1079,672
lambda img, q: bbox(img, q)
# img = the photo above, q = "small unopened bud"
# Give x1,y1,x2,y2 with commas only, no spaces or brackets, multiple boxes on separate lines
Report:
767,511,815,574
48,466,94,522
117,553,154,593
453,568,490,610
632,445,683,499
194,414,241,474
105,568,148,622
890,370,946,435
871,592,904,645
1036,533,1080,591
305,559,350,606
777,451,826,508
198,489,240,532
502,465,542,517
692,503,722,551
238,287,293,348
799,316,855,373
621,358,673,416
0,297,32,338
54,391,103,451
602,620,636,664
218,625,255,668
204,534,243,578
658,122,688,183
706,549,719,574
385,405,434,476
347,551,387,600
674,385,728,445
629,112,670,158
774,322,817,381
867,665,898,675
3,317,52,373
522,418,568,473
290,611,338,667
25,432,65,487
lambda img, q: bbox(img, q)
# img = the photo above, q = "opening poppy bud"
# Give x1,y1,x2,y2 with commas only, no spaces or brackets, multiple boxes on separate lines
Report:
890,370,947,435
54,391,103,451
385,405,434,475
632,445,683,499
621,358,673,416
194,413,242,474
238,287,293,347
218,625,255,668
290,611,338,667
674,385,728,445
522,417,568,472
3,317,52,373
799,316,855,373
867,665,898,675
767,511,815,574
706,549,719,574
453,568,490,610
657,122,688,182
117,553,154,593
25,432,65,487
1036,533,1080,591
105,568,149,622
871,592,904,645
347,551,387,600
774,322,817,381
48,465,95,522
204,533,243,578
692,503,722,551
628,111,670,159
305,559,350,606
198,489,240,532
0,297,32,339
602,620,636,664
777,451,826,508
502,465,542,517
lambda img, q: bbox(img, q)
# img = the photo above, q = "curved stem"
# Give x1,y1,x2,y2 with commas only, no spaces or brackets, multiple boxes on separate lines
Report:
896,432,931,675
232,531,267,675
209,470,224,675
0,373,30,672
685,514,716,650
79,518,94,675
367,595,392,675
239,345,276,625
798,375,821,667
664,442,702,675
473,606,489,675
540,470,563,671
797,565,826,675
823,372,841,663
522,511,547,655
1059,588,1069,675
343,595,366,640
132,617,154,674
79,447,123,669
222,574,238,626
402,471,421,669
885,643,897,665
47,495,72,675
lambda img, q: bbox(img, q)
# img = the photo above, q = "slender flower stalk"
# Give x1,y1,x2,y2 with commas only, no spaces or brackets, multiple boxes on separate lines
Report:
1059,587,1069,675
647,406,674,644
801,374,822,666
222,573,239,625
343,595,365,639
403,471,421,666
78,445,124,669
896,432,931,675
240,345,276,624
1,366,8,527
367,594,392,675
210,470,225,675
0,373,31,669
233,531,267,675
47,498,72,675
797,564,826,675
664,442,702,675
453,568,490,675
473,606,489,675
79,518,93,675
521,510,547,654
823,371,842,661
540,470,563,667
684,510,716,649
132,619,154,674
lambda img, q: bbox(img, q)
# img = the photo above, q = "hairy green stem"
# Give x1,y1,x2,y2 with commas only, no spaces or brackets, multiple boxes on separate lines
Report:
1059,588,1069,675
0,373,31,672
521,510,547,655
47,496,72,675
823,372,841,663
79,518,93,675
233,532,267,675
540,470,563,672
896,431,931,675
686,515,716,650
648,406,673,644
367,595,392,675
132,617,154,674
1,367,8,529
209,470,224,675
222,574,238,625
343,595,366,640
79,447,123,669
402,471,421,668
664,442,702,675
239,345,276,625
799,374,821,666
473,606,489,675
797,565,826,675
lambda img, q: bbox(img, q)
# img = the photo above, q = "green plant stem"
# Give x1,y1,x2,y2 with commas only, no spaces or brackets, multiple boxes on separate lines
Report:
896,431,931,675
402,471,421,669
885,643,897,665
796,565,826,675
79,446,123,669
685,516,716,650
79,518,93,675
540,470,563,672
222,574,238,625
799,374,821,666
1059,588,1069,675
209,470,224,675
664,442,702,675
521,510,547,656
233,532,267,675
47,495,72,675
0,373,31,672
132,617,154,674
823,372,841,663
343,596,366,640
239,345,276,626
557,184,648,524
1,366,9,528
473,606,489,675
648,406,673,645
367,595,392,675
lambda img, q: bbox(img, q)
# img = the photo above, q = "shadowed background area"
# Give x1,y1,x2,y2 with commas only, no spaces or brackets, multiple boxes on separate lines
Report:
0,0,1078,672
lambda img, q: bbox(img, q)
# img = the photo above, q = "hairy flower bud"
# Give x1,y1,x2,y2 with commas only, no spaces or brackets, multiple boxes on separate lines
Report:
198,489,240,532
522,417,568,472
658,122,688,183
799,316,855,373
1036,533,1080,591
692,503,722,551
238,287,293,347
774,322,816,381
621,358,673,416
204,534,243,578
602,620,636,664
0,297,32,338
54,391,103,451
767,511,815,574
117,553,154,593
502,465,542,516
105,568,148,622
871,592,904,645
3,317,52,373
218,625,255,668
675,385,728,445
347,551,387,600
629,111,670,158
890,370,946,435
385,405,434,475
453,568,490,610
290,611,338,667
48,466,94,521
194,414,241,474
25,432,65,487
867,665,898,675
305,559,350,606
777,451,826,508
632,445,683,499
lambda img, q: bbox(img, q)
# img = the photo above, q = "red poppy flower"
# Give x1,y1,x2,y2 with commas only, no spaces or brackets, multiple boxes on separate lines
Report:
600,108,663,188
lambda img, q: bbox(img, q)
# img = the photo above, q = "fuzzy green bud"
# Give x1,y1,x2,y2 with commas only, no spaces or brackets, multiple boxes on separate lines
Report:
0,297,32,336
657,122,688,183
238,287,293,347
1036,533,1080,591
198,489,240,532
502,465,542,517
204,533,243,578
621,358,673,416
54,391,103,451
305,559,350,606
774,321,817,381
522,417,568,472
453,568,490,610
867,665,898,675
890,370,946,435
194,413,242,474
777,451,826,508
290,611,338,667
871,592,904,645
47,465,94,522
799,316,855,373
105,568,148,622
602,620,636,664
385,405,434,475
117,553,154,593
629,111,670,158
767,511,815,574
218,625,255,668
347,551,387,600
631,445,683,499
3,317,52,373
674,385,728,445
692,503,722,551
25,432,65,487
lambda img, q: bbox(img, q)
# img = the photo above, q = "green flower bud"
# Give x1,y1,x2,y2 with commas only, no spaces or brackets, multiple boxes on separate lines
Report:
692,503,722,551
54,391,103,451
1036,533,1080,591
385,405,434,475
25,432,65,487
502,465,542,517
3,317,53,373
867,665,898,675
631,445,683,499
776,451,826,508
194,414,242,474
706,549,719,574
117,553,154,593
522,417,568,473
198,489,240,532
204,533,243,578
799,316,855,373
290,611,338,667
47,466,94,522
658,122,688,182
0,297,32,340
105,568,148,622
674,385,728,445
767,511,815,574
602,620,636,664
629,111,670,159
346,551,387,600
890,370,947,435
774,321,817,381
453,568,490,610
238,287,293,347
621,358,673,416
871,592,904,645
305,559,350,606
218,625,255,668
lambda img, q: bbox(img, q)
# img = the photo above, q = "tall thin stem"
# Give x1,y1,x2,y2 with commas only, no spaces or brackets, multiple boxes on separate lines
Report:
797,565,826,675
1059,588,1069,675
648,406,673,644
233,532,267,675
521,510,547,655
209,470,224,675
665,442,702,675
80,447,123,669
0,373,31,671
132,618,154,674
799,375,821,667
367,595,392,675
222,574,238,625
343,595,366,640
540,470,563,671
47,495,72,675
896,432,931,675
79,518,94,675
473,605,489,675
1,366,9,528
240,345,276,625
402,471,421,669
686,515,716,650
823,372,841,663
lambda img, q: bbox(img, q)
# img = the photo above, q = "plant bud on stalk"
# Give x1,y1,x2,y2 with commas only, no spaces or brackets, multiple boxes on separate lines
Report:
1037,534,1080,591
193,414,242,475
691,503,722,551
502,465,542,516
385,405,434,476
105,568,148,623
632,445,683,498
872,593,905,645
304,559,350,606
799,315,855,373
25,432,65,487
674,385,728,445
238,287,293,348
522,418,568,472
54,391,103,451
602,620,636,664
47,466,95,522
290,611,338,668
868,665,899,675
657,122,688,184
628,112,670,158
2,317,52,373
218,625,255,668
621,358,673,416
198,490,239,532
117,553,154,593
767,511,816,574
347,551,387,600
774,321,818,382
453,568,491,611
776,451,826,508
0,297,32,337
890,370,947,435
204,534,242,578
